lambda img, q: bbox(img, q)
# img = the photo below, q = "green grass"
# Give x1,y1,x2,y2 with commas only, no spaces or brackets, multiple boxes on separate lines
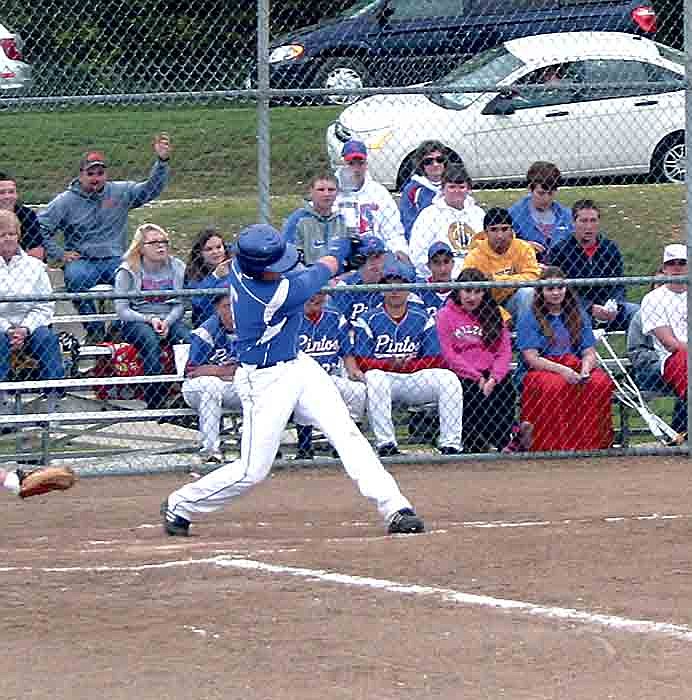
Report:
2,102,686,277
1,103,340,202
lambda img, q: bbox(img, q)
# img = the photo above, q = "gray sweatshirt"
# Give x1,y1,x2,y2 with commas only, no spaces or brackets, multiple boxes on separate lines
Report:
39,158,170,261
114,256,186,325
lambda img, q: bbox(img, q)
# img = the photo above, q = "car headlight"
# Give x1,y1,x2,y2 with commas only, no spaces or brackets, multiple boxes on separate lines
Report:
269,44,305,64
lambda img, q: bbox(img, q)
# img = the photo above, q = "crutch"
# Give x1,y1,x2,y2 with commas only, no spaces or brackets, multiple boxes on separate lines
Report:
594,329,684,446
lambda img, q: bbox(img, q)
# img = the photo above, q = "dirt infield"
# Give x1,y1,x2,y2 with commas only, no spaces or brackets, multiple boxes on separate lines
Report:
3,455,692,699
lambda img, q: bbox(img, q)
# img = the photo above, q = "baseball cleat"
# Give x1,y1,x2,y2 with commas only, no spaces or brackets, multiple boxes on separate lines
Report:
388,508,425,534
160,499,190,537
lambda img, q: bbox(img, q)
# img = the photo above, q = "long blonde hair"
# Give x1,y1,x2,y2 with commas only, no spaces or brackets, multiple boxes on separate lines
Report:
123,223,169,272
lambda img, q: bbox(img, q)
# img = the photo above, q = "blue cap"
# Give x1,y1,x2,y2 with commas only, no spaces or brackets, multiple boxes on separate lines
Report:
428,241,453,260
381,260,415,283
357,235,385,257
342,140,368,161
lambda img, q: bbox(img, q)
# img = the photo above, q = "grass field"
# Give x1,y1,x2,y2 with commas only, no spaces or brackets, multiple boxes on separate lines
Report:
4,102,686,276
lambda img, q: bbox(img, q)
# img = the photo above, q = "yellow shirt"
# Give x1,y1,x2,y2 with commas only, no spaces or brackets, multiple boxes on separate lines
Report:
463,237,540,304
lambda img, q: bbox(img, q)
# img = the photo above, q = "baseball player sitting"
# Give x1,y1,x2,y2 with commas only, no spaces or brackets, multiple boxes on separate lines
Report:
351,260,463,456
293,289,367,460
417,241,455,318
162,225,425,537
182,291,242,465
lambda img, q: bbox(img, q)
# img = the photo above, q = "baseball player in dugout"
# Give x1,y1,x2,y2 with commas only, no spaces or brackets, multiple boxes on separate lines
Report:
351,260,464,457
162,224,425,537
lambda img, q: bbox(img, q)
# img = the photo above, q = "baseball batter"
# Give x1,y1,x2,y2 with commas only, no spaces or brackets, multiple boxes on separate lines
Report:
352,261,463,456
162,225,424,536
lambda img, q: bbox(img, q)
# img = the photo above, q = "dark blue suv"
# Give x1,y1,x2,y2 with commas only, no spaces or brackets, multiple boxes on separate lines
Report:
254,0,656,104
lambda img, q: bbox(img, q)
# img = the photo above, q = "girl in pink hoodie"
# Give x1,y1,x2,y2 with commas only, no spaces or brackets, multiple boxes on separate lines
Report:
436,268,531,453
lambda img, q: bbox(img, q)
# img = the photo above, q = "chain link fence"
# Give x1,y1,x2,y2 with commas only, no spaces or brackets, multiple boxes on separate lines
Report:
0,0,689,472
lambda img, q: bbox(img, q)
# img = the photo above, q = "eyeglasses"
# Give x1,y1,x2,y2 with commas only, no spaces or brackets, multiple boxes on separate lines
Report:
143,240,170,247
422,156,447,166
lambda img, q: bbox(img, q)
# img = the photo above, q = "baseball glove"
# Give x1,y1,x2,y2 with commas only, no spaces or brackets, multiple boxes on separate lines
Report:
18,466,77,499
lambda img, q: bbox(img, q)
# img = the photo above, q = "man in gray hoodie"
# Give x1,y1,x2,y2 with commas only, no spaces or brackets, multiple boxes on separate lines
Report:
39,134,171,342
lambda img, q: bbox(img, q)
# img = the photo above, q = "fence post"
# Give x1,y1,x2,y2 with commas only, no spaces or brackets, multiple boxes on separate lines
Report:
686,0,692,452
256,0,272,223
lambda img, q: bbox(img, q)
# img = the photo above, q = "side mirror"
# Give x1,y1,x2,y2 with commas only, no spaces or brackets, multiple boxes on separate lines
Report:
482,93,516,116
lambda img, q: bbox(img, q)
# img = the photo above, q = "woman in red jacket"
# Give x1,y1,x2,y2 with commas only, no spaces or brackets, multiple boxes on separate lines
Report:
516,266,614,451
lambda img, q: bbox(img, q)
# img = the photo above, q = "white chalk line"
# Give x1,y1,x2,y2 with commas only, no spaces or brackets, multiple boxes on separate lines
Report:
1,554,691,643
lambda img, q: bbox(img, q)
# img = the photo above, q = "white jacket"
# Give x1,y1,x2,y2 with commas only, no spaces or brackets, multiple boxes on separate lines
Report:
0,249,55,333
409,193,485,278
334,172,408,255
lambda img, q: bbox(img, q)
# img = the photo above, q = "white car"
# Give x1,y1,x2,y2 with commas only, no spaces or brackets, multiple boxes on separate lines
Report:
326,32,686,187
0,22,31,94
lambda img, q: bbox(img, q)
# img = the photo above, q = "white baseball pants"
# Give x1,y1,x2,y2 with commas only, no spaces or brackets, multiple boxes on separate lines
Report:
182,376,242,453
365,368,463,450
168,353,413,523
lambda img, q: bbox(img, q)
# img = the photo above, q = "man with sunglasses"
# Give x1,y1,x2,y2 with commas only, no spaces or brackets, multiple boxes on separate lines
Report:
509,161,574,261
39,134,171,343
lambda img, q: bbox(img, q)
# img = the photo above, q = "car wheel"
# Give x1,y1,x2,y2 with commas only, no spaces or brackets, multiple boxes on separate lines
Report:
316,58,368,106
651,135,686,183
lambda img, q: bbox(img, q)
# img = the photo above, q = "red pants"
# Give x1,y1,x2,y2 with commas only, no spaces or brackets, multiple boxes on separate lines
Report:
663,350,687,399
521,354,614,452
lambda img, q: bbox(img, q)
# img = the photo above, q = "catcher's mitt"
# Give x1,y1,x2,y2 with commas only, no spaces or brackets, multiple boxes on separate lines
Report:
18,466,77,499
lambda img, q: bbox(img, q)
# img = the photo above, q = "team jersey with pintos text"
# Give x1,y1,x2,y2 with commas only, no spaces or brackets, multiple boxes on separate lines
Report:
228,258,332,366
330,270,425,326
352,304,444,373
187,314,239,369
297,307,353,375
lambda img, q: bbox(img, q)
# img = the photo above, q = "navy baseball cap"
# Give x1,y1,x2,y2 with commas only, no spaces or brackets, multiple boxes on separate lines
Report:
357,235,385,257
342,140,368,162
428,241,453,260
381,260,415,283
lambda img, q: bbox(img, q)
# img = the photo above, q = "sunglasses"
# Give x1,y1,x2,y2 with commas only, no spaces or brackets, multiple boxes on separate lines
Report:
422,156,447,166
143,239,170,247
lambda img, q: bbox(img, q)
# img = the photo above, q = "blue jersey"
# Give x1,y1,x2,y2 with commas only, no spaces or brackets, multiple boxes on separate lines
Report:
188,314,239,368
353,304,441,359
330,270,426,325
416,277,451,318
228,258,332,366
297,307,353,374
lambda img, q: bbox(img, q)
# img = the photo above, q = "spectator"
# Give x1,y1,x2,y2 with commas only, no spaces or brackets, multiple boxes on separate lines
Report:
114,223,191,409
352,260,463,456
185,227,232,327
417,242,454,318
508,161,573,260
399,140,449,242
549,199,638,332
640,244,689,404
39,134,171,343
0,210,64,409
182,291,241,465
516,266,614,452
293,289,367,460
437,267,530,453
283,172,348,264
462,207,539,323
409,163,485,279
0,172,44,260
628,266,686,435
334,140,409,261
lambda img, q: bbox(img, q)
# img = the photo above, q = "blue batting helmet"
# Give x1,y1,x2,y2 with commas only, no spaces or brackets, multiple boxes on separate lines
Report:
234,224,299,278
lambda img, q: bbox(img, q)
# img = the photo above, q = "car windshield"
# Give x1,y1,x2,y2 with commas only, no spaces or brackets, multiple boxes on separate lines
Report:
336,0,382,19
654,42,685,68
429,45,524,110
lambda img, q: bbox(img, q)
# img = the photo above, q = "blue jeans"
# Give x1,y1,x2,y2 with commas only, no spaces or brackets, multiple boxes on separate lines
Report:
503,287,534,324
63,257,121,335
118,319,191,407
0,326,65,388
